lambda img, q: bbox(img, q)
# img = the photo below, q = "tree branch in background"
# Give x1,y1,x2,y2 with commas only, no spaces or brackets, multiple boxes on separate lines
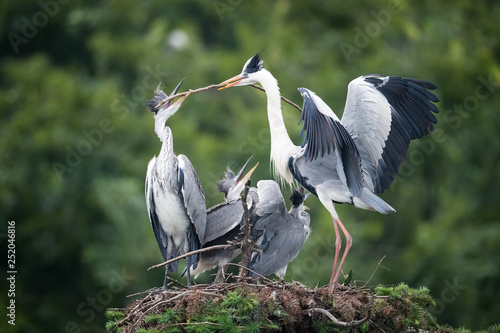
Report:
237,179,256,280
147,244,232,271
250,84,303,112
154,82,303,112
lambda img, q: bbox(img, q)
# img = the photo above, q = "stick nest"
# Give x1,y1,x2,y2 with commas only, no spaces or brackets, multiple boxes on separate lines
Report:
107,280,448,333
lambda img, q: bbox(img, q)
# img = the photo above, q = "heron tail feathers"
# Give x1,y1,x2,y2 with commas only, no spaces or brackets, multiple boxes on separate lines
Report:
357,188,396,214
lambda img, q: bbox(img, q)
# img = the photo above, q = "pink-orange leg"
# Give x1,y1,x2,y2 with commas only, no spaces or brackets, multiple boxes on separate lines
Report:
328,217,352,293
329,217,342,290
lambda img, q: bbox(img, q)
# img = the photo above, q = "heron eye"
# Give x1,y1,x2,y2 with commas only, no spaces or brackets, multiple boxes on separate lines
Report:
230,182,234,187
243,72,248,78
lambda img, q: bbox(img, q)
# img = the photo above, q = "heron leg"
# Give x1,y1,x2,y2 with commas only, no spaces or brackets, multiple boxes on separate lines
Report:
328,217,342,292
185,254,192,287
214,261,227,284
330,218,352,291
162,262,170,290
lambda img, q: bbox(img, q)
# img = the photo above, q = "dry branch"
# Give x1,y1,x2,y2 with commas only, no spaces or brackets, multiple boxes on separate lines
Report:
147,244,233,271
237,180,255,280
362,255,389,288
303,295,374,327
154,82,303,112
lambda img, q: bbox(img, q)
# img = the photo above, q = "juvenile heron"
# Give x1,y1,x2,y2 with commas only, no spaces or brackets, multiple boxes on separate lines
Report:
219,53,439,291
249,182,311,279
185,157,259,283
145,80,206,289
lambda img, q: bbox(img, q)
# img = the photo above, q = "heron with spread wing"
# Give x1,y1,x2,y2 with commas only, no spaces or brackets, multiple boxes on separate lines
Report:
219,53,439,291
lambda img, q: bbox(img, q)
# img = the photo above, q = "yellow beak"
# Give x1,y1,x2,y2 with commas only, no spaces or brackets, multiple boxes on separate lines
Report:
238,162,259,185
218,74,245,90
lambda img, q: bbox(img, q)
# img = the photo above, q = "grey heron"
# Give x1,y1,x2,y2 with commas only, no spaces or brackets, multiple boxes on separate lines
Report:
145,80,206,289
249,182,311,279
219,53,439,291
185,157,259,283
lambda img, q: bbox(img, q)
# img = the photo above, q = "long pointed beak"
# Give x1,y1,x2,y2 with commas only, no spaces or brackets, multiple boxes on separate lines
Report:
235,156,253,182
170,93,189,108
236,162,259,186
218,74,245,90
170,78,185,96
163,91,190,117
304,206,310,210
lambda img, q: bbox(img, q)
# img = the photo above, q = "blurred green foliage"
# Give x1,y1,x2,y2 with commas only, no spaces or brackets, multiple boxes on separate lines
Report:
1,0,499,331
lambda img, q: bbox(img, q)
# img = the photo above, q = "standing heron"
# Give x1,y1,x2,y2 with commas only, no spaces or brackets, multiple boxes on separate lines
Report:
219,53,439,291
145,80,206,289
249,182,311,279
185,157,259,283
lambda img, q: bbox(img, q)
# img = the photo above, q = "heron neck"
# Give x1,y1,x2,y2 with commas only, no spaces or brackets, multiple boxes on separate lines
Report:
260,72,294,148
260,70,296,185
157,127,176,176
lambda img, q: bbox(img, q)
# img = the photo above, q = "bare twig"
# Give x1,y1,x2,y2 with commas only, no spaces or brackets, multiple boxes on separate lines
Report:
304,296,374,327
114,289,156,329
154,84,225,108
166,275,187,289
362,255,389,288
250,84,303,112
227,262,275,285
147,244,233,271
237,180,255,280
158,322,244,329
305,308,369,327
126,288,159,298
154,82,303,112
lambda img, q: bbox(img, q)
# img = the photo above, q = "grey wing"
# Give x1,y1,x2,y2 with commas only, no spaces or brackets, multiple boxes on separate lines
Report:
290,152,395,214
204,200,244,244
249,218,308,277
297,88,364,197
254,180,287,218
146,157,178,271
341,75,439,193
177,154,207,243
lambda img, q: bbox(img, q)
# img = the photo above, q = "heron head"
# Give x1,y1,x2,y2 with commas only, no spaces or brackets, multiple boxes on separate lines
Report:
290,187,311,223
217,156,259,201
146,78,184,115
218,52,265,89
290,187,307,208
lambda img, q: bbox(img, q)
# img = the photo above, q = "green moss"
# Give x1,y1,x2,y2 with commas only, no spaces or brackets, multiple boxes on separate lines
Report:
163,288,280,333
105,309,125,332
374,283,438,331
110,283,483,332
144,309,181,325
136,329,161,333
267,298,289,319
476,324,500,333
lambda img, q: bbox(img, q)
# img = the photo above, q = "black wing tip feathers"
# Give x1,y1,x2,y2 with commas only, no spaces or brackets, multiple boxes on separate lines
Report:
364,74,440,102
361,74,440,193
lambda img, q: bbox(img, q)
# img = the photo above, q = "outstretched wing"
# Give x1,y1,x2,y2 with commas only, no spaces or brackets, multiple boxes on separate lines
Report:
178,154,207,244
341,75,439,193
297,88,364,197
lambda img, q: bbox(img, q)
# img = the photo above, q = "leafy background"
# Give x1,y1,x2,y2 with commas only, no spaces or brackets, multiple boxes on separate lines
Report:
1,0,499,331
